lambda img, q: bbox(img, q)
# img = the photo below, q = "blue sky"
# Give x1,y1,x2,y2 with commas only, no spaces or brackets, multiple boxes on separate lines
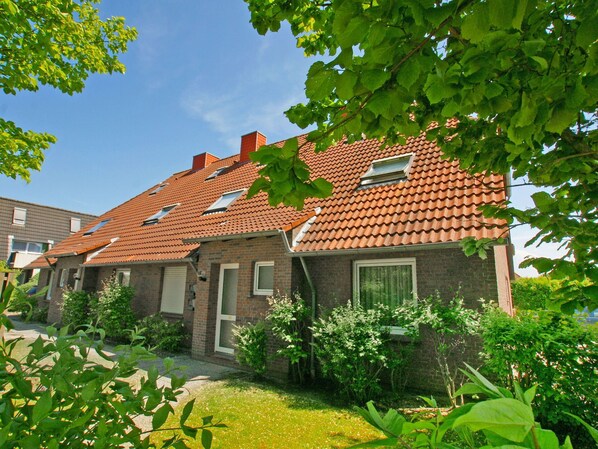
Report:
0,0,561,275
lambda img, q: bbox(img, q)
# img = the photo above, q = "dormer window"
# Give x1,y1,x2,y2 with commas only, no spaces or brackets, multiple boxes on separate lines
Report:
203,190,244,214
84,219,111,236
361,153,414,186
149,183,169,195
206,166,228,180
143,204,178,225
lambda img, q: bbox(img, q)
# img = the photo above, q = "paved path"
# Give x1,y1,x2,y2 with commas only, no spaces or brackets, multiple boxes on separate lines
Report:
5,314,239,431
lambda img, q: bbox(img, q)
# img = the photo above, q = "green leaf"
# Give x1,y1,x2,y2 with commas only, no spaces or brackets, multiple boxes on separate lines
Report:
337,70,358,100
576,15,598,49
512,0,528,29
452,398,535,442
180,399,196,426
32,391,53,424
360,69,390,92
488,0,516,29
306,62,336,101
152,403,172,430
530,56,548,71
201,429,213,449
564,413,598,443
531,191,552,212
349,437,399,448
311,177,333,198
534,428,560,449
461,4,490,43
396,58,420,90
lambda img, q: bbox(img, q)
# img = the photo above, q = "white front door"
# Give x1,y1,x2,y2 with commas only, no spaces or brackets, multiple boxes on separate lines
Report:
215,263,238,354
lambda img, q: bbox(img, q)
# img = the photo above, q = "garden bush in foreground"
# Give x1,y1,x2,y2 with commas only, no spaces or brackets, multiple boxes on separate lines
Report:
0,282,221,448
481,306,598,448
92,277,136,341
312,303,402,402
233,321,267,376
138,313,186,352
351,365,598,449
61,288,94,329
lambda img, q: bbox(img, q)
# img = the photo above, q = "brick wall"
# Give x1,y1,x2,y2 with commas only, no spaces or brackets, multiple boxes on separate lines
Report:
191,236,292,374
46,255,85,323
300,245,501,392
46,261,195,333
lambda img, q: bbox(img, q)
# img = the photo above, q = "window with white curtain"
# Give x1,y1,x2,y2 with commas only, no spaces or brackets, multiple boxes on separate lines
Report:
353,258,417,333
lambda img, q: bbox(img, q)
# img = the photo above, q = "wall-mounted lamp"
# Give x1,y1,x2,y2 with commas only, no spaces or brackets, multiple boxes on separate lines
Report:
198,270,207,282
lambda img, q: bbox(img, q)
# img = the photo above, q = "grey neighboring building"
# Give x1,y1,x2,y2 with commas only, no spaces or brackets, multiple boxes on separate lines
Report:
0,197,97,273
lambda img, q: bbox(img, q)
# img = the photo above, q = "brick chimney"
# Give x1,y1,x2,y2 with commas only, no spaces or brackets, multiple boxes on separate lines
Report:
240,131,267,163
192,152,219,171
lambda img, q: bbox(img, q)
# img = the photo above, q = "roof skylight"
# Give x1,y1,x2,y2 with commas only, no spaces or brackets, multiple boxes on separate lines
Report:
143,204,178,225
84,219,111,236
361,153,414,186
203,190,244,214
149,183,169,195
206,166,228,180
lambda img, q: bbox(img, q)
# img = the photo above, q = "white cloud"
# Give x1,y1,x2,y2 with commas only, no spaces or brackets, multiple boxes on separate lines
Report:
510,224,568,277
180,79,306,149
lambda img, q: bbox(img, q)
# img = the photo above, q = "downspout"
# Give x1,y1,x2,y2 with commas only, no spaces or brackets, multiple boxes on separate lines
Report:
278,229,317,380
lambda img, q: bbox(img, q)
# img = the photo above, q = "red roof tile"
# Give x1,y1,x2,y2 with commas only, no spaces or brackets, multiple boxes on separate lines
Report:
44,130,507,265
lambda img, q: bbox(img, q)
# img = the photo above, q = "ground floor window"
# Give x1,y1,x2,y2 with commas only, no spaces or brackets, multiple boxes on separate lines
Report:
253,261,274,296
160,266,187,315
46,271,55,300
115,269,131,287
353,258,417,309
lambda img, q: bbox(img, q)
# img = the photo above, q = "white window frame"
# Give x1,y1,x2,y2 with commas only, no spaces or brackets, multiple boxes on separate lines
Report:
84,219,110,236
115,269,131,287
59,269,68,288
253,261,274,296
143,204,178,225
149,183,169,195
160,266,187,315
353,257,417,335
361,153,414,186
70,217,81,233
204,189,244,214
46,271,55,301
215,263,239,354
13,207,26,226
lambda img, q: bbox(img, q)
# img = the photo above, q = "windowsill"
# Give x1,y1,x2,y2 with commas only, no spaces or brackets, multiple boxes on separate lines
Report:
252,290,273,297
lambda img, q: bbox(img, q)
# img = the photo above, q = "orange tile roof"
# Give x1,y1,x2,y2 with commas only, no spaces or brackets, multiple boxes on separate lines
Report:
44,131,507,266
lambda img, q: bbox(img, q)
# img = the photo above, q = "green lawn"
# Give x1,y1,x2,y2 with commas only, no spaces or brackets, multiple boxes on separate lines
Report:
158,376,384,449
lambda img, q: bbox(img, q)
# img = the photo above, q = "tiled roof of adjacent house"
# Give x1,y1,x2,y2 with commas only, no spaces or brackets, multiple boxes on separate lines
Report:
44,130,507,266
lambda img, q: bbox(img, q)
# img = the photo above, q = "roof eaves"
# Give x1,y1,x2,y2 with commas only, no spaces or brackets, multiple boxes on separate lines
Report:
83,257,194,268
289,240,466,257
183,230,279,244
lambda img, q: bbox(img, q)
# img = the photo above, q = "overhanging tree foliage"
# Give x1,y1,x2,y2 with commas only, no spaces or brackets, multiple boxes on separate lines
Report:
0,0,137,181
244,0,597,311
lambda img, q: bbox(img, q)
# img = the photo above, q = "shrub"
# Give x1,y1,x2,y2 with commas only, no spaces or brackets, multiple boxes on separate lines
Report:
481,306,598,448
311,303,398,402
30,304,48,323
0,284,219,449
92,277,137,341
396,291,480,405
353,365,598,449
511,276,558,310
266,292,310,383
61,288,94,328
233,321,268,376
138,313,186,352
6,274,48,323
